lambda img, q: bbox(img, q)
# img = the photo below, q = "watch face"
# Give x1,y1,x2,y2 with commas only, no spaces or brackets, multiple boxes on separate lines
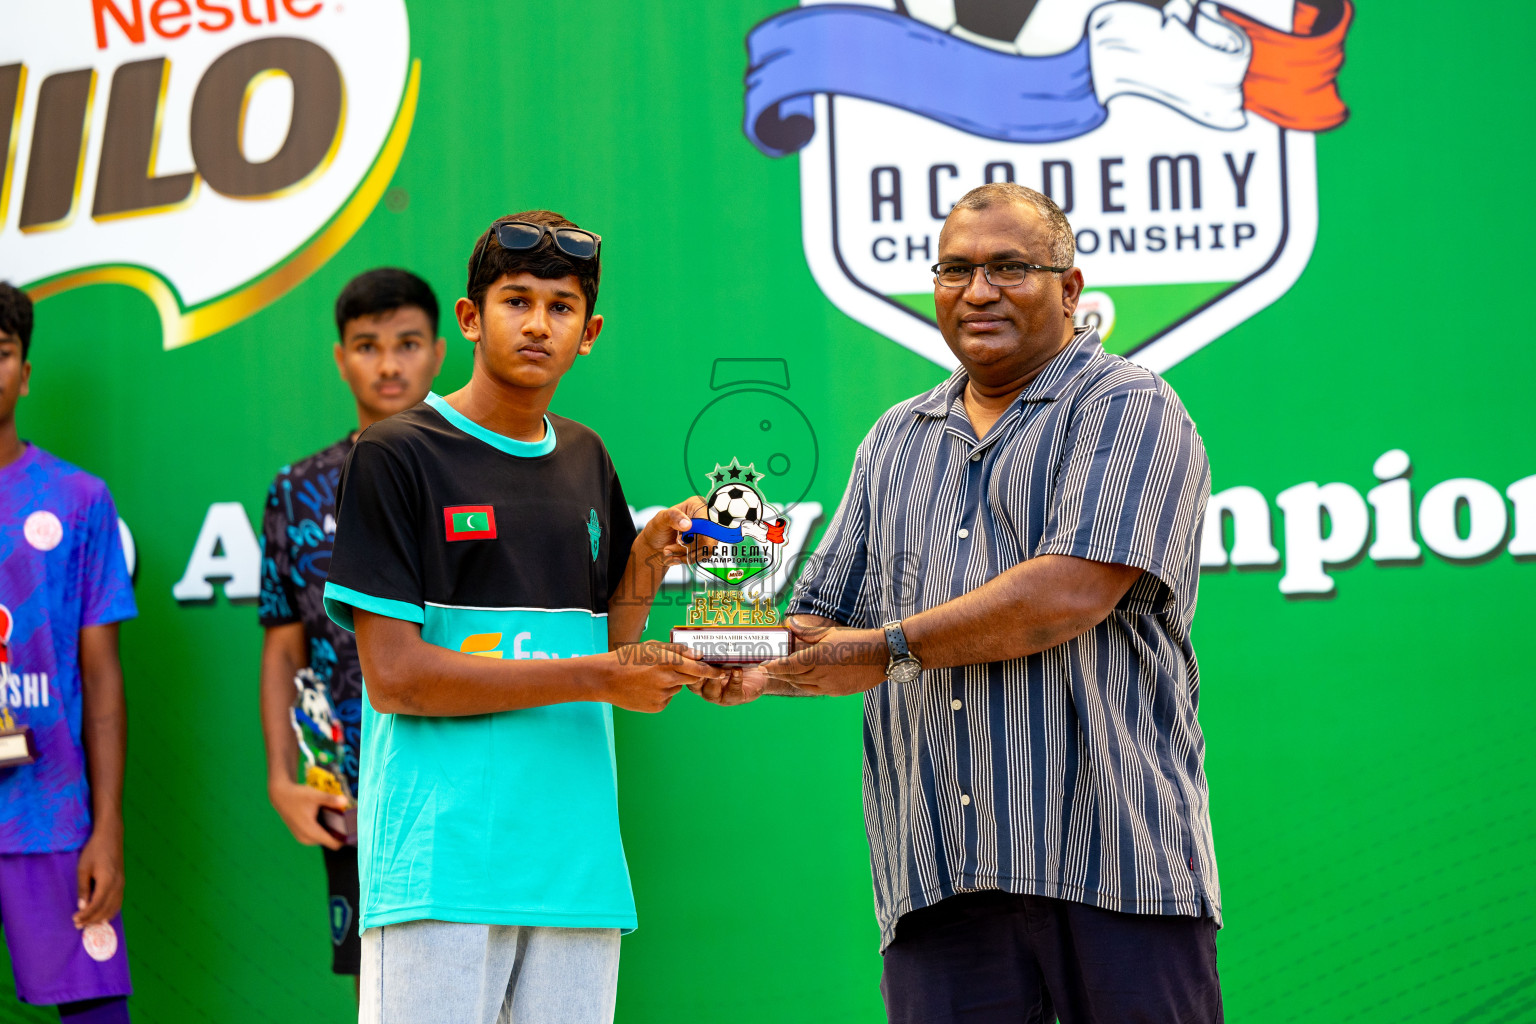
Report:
888,658,922,684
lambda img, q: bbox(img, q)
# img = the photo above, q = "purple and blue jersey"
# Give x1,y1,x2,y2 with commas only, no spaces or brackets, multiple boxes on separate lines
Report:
0,444,136,854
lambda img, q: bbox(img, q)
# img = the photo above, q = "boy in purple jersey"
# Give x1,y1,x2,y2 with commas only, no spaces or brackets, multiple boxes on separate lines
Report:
0,283,137,1023
257,269,445,980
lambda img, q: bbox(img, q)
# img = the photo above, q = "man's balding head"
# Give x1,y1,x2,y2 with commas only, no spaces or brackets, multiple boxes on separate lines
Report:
943,183,1075,269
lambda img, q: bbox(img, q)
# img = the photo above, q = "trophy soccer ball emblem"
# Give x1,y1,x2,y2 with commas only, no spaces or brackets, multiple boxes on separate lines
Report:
671,458,792,664
711,484,761,531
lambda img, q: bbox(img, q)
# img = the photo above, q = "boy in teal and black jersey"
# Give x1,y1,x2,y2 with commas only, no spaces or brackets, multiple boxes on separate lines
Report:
323,212,720,1024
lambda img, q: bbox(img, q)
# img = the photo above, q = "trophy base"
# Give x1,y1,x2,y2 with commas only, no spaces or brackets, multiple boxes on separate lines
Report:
671,626,791,666
322,805,359,846
0,726,37,768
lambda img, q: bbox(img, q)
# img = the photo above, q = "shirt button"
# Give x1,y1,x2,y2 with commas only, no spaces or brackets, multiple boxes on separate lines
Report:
971,452,982,462
957,528,970,539
951,699,963,711
960,794,971,807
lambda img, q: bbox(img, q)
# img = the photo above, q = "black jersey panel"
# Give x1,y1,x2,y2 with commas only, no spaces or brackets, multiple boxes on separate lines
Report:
326,401,637,626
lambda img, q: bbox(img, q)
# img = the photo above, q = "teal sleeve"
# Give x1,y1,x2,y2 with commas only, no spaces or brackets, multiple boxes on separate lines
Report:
323,581,425,633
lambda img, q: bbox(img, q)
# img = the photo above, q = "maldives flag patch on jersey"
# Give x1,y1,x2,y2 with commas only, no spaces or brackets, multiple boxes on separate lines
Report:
443,505,497,541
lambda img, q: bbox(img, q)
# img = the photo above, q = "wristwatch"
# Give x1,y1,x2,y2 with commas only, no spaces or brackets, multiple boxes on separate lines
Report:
882,620,923,684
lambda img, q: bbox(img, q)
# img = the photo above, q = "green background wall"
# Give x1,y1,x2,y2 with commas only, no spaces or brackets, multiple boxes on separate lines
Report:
2,1,1533,1021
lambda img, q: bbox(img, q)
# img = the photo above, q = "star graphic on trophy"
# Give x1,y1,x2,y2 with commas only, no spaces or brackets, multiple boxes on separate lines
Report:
709,457,762,487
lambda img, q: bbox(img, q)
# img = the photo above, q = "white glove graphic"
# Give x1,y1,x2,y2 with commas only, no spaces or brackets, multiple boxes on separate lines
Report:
1088,0,1253,130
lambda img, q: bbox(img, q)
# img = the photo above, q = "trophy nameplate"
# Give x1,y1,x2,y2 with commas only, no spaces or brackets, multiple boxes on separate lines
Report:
0,707,36,768
672,592,792,666
0,727,37,768
671,458,793,666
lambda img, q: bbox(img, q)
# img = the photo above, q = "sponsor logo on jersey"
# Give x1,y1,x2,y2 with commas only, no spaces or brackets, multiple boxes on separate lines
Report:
0,603,50,709
459,632,504,658
0,604,12,676
23,509,63,551
457,631,576,660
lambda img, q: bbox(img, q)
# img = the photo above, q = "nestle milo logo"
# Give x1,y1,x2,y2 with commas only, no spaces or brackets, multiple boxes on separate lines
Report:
1,0,417,348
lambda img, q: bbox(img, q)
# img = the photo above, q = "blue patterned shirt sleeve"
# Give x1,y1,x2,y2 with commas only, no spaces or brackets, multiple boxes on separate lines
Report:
81,482,136,627
259,477,298,626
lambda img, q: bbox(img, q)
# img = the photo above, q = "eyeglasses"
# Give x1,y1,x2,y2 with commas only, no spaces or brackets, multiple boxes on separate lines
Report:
931,260,1070,288
471,221,602,289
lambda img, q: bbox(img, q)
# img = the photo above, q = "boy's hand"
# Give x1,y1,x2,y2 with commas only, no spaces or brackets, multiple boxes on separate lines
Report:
268,778,349,851
73,822,124,928
637,497,711,566
599,641,724,713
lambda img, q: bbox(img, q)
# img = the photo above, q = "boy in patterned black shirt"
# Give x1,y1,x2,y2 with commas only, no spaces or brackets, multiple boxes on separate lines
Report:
257,268,445,978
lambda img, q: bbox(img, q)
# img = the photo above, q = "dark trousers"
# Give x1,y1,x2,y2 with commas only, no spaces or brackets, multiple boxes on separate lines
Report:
881,890,1222,1024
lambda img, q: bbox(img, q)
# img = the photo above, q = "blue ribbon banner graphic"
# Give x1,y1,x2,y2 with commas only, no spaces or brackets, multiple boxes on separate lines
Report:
743,1,1359,154
682,518,788,545
744,5,1104,158
682,519,746,544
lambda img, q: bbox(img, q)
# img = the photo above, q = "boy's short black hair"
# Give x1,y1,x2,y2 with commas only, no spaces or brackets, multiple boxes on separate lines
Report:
334,268,440,340
0,283,34,360
467,210,600,317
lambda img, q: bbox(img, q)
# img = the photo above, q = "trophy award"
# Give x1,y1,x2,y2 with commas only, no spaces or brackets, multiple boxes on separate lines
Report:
671,458,793,665
0,706,37,768
0,611,33,768
289,668,357,844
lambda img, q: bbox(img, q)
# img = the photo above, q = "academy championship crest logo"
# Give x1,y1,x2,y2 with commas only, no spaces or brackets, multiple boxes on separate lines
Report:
694,458,789,588
743,0,1352,372
1,0,417,349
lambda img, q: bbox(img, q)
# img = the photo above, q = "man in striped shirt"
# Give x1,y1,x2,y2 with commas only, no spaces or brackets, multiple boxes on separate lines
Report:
715,183,1221,1022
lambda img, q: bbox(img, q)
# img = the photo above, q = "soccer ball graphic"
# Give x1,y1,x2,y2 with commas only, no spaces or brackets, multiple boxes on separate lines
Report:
710,486,763,530
298,673,335,733
896,0,1100,57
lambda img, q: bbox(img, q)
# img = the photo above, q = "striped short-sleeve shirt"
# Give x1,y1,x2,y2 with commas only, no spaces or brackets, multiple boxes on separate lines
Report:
790,327,1219,949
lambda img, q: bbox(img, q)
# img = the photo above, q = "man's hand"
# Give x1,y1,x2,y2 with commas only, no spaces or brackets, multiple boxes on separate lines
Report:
73,822,124,928
754,619,890,697
599,641,724,713
268,777,349,851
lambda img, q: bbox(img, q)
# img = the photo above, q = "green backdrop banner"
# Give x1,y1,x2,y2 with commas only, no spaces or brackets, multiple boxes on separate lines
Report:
1,1,1532,1021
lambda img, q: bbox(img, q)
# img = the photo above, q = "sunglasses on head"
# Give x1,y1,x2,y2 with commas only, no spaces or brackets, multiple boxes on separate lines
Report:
472,221,602,289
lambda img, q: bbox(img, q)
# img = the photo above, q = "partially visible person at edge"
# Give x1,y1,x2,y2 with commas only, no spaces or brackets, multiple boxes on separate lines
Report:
257,268,446,983
0,282,138,1024
322,211,723,1024
703,183,1222,1023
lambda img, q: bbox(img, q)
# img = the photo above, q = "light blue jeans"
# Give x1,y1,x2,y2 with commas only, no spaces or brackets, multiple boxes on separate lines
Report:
358,920,621,1024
